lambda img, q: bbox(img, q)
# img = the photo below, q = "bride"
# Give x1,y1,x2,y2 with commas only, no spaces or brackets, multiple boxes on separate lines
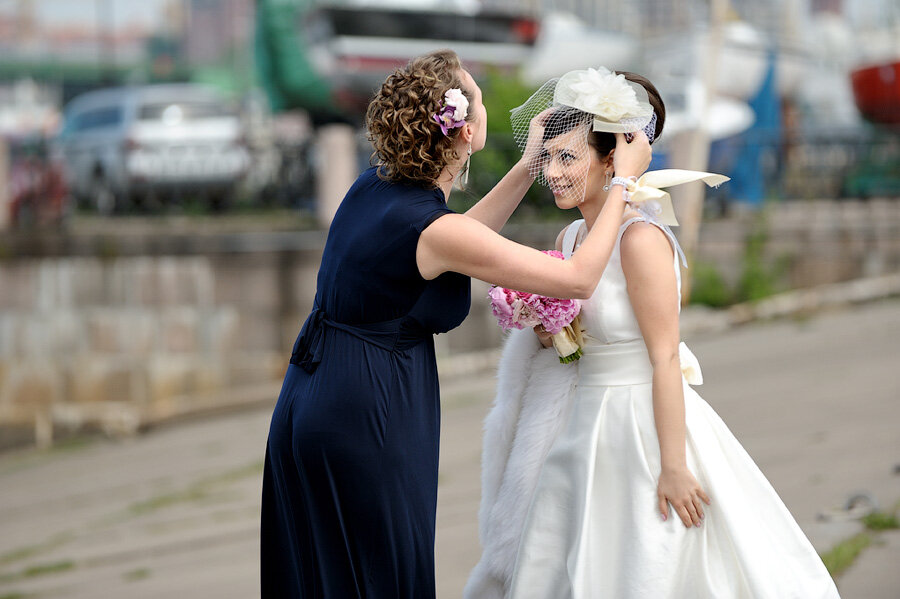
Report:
464,68,840,598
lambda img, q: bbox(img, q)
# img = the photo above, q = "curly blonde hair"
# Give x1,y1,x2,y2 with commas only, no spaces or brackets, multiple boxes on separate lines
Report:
366,49,473,187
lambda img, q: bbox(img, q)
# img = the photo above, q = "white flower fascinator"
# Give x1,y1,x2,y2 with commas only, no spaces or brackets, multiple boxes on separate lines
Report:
555,67,654,133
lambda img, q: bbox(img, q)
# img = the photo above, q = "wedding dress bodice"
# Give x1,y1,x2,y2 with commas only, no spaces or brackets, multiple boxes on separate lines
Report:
562,217,682,347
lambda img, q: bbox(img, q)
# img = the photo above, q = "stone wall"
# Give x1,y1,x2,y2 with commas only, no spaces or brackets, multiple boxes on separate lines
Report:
0,199,898,446
0,256,282,445
697,199,900,289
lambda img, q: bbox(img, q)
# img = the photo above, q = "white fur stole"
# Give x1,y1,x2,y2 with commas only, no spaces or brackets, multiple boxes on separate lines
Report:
463,328,579,599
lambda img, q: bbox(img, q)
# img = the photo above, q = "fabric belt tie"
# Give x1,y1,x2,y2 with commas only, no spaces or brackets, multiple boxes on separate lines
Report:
579,339,703,386
290,308,419,374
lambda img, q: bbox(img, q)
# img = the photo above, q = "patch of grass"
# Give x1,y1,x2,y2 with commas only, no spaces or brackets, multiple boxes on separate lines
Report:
0,435,96,476
128,460,264,516
862,511,900,531
689,261,733,308
123,568,151,582
735,209,793,304
129,486,210,515
0,591,29,599
820,532,871,577
0,532,74,567
212,461,264,485
0,559,76,584
22,560,75,578
48,435,94,454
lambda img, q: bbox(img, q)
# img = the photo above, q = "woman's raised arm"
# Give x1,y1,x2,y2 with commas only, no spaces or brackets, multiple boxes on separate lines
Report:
462,161,533,232
462,109,552,232
418,182,626,298
417,132,651,299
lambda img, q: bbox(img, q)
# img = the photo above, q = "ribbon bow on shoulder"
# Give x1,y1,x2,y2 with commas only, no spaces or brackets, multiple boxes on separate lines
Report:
623,169,730,227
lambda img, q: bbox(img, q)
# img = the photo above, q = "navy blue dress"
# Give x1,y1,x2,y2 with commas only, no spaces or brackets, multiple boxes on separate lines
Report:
261,167,471,598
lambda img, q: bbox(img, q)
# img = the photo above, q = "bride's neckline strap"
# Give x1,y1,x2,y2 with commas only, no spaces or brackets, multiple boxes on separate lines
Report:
562,219,585,259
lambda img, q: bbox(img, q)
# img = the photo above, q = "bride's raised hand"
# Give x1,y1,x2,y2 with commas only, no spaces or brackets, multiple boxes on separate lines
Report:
611,131,652,179
657,467,712,528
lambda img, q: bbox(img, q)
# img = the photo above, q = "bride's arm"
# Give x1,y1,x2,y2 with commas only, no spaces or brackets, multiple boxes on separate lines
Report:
463,161,534,232
621,223,711,529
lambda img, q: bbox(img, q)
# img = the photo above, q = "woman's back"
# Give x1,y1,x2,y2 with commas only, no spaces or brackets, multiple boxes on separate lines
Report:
315,166,468,329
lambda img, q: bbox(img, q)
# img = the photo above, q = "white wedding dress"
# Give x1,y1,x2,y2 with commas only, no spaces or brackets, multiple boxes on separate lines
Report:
503,217,840,599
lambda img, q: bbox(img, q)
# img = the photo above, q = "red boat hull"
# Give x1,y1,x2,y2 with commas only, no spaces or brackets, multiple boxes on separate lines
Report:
851,61,900,125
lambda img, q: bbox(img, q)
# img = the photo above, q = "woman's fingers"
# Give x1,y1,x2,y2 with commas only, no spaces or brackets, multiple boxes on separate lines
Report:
676,504,693,528
533,107,554,126
699,489,712,505
658,494,668,521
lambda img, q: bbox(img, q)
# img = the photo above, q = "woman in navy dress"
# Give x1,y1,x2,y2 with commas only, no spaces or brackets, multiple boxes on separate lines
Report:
261,50,653,598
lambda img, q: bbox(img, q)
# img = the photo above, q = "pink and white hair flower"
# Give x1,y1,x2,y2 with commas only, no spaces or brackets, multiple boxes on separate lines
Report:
432,88,469,135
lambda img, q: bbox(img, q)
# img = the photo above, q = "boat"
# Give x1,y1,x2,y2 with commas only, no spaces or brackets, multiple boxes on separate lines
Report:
850,60,900,125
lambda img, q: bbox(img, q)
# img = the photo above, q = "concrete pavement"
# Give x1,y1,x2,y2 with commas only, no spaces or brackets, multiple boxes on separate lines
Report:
0,300,898,598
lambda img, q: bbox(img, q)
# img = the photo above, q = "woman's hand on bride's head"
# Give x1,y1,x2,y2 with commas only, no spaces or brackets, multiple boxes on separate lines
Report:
612,131,652,179
520,108,555,178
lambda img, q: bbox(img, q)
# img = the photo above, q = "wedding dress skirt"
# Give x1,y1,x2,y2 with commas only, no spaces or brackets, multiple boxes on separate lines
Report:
507,338,840,598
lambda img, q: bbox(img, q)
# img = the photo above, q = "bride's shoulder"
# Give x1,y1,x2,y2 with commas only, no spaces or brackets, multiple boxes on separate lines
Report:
621,208,643,222
619,219,674,262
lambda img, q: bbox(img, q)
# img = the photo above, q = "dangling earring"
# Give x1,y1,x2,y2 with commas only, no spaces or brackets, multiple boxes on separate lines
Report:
462,143,471,186
602,171,611,192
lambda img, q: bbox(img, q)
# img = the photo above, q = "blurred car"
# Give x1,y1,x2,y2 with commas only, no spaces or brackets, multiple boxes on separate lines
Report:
7,134,70,227
56,84,250,213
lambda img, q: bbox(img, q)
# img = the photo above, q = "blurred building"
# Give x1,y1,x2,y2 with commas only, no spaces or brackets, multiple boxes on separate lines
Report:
182,0,254,66
0,0,150,67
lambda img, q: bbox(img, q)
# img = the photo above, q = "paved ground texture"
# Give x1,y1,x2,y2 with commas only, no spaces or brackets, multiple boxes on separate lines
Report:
0,299,898,598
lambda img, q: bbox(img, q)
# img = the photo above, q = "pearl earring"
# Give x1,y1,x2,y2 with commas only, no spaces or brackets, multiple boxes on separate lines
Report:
602,171,611,192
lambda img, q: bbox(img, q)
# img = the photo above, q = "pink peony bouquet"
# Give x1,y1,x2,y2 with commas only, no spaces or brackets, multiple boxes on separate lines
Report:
488,250,585,363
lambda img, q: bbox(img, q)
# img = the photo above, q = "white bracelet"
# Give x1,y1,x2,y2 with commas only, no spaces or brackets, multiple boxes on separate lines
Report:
610,176,634,189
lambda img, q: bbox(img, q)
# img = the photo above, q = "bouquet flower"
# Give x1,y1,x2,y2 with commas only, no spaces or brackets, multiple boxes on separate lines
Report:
488,251,585,363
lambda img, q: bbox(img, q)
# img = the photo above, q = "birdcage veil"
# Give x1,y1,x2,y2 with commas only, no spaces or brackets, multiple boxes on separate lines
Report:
510,67,655,203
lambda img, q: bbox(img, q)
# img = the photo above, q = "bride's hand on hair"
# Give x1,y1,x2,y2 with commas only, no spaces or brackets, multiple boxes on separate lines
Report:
520,108,554,178
612,131,652,179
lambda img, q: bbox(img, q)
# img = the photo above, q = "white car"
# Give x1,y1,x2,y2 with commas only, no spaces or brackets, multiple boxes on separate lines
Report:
57,84,250,213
